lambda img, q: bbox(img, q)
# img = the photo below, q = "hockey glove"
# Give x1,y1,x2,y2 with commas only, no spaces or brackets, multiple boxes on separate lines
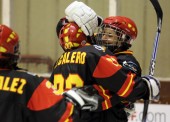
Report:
142,75,160,101
63,89,85,107
63,86,103,111
65,1,102,36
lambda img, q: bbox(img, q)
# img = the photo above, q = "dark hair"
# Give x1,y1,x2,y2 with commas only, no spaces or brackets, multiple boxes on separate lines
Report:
56,17,69,38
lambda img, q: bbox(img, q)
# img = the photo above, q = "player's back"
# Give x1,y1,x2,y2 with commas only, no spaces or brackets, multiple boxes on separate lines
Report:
50,45,113,92
50,45,138,122
0,70,44,122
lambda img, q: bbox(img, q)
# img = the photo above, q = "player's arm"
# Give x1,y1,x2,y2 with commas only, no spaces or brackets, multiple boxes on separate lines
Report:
116,54,142,117
86,49,160,102
27,78,71,122
26,76,103,121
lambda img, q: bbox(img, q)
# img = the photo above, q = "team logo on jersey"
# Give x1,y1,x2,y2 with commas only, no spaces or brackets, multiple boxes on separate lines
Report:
93,45,105,51
122,61,137,73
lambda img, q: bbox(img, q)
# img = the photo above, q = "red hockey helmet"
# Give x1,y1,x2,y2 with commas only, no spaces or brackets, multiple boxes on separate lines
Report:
0,25,20,64
59,22,87,51
103,16,137,41
96,16,138,52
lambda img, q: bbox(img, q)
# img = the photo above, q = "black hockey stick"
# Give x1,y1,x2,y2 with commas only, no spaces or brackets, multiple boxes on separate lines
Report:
142,0,163,122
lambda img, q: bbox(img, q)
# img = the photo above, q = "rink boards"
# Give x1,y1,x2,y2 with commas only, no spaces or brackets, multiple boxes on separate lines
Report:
128,103,170,122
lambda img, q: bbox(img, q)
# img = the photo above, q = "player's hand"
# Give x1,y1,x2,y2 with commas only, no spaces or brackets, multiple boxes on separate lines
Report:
65,1,102,36
63,86,103,111
142,75,160,101
63,89,85,108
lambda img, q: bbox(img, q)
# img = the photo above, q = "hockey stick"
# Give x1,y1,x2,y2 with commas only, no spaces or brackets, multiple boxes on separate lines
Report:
142,0,163,122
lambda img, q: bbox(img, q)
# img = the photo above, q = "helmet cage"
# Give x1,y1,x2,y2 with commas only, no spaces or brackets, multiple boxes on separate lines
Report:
96,24,132,52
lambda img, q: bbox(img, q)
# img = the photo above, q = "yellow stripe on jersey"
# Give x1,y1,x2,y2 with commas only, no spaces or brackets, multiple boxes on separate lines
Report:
99,85,111,109
119,74,134,97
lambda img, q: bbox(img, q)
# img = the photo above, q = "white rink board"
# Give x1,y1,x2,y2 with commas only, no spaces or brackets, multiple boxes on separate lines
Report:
128,103,170,122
